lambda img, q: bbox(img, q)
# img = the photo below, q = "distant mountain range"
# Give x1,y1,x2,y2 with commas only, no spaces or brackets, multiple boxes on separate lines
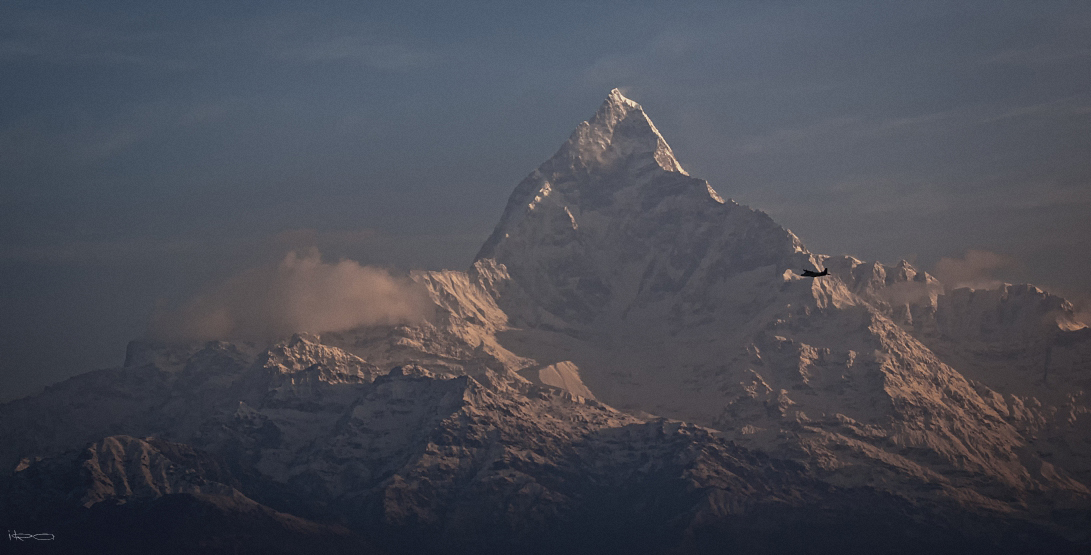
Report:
3,90,1089,554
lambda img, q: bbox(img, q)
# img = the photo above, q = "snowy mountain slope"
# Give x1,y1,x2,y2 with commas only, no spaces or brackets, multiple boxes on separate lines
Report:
477,90,810,329
2,89,1091,553
0,336,367,472
3,341,1078,554
0,332,624,521
826,255,1089,402
469,89,1091,510
0,435,375,554
323,267,530,376
7,435,239,512
825,255,1091,484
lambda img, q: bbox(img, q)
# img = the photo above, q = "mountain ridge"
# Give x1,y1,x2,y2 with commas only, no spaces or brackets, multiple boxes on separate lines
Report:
2,89,1089,554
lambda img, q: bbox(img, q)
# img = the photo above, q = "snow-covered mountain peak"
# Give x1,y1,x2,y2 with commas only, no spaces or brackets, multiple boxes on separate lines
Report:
476,90,808,326
4,90,1090,554
605,87,639,109
555,88,687,176
474,89,723,266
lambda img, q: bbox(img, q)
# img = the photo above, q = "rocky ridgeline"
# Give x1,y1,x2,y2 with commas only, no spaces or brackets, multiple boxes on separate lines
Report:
2,90,1090,554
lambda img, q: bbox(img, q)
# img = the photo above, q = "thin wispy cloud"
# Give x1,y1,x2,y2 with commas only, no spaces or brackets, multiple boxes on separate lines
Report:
933,250,1017,291
0,98,242,174
978,95,1091,125
730,98,1085,157
0,237,201,265
0,10,191,69
0,7,440,73
986,44,1091,67
281,34,436,70
821,177,954,217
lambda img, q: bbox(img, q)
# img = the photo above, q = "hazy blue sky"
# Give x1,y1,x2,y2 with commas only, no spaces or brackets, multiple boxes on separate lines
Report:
2,1,1090,400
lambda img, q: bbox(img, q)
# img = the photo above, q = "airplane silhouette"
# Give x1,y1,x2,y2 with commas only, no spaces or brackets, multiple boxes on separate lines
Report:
800,268,829,278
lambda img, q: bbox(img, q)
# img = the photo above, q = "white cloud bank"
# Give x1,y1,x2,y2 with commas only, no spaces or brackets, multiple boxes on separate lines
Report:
150,249,432,342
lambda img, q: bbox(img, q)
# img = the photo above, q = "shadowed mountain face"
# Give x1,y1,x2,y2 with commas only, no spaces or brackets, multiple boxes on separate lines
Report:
1,435,378,555
2,91,1090,554
1,341,1082,555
